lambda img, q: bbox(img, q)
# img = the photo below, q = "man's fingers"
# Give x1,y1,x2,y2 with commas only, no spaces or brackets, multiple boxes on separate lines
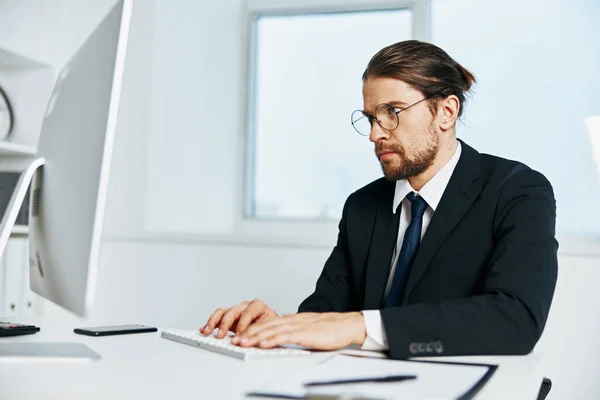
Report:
216,304,249,338
238,313,293,339
216,309,240,338
232,316,288,345
257,331,299,349
238,323,297,348
201,308,227,335
236,300,272,333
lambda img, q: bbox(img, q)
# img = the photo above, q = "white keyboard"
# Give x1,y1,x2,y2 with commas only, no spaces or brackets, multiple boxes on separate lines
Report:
160,329,311,361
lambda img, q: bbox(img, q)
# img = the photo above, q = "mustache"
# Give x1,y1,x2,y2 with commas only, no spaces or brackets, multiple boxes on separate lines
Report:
375,143,405,157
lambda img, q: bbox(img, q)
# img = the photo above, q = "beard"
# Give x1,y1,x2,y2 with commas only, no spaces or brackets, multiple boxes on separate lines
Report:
375,129,439,181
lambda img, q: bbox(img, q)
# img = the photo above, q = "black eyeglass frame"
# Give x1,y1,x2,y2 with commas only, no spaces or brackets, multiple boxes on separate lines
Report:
351,96,431,136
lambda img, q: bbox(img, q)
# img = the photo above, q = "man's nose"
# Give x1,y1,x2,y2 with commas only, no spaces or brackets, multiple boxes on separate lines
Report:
369,120,390,143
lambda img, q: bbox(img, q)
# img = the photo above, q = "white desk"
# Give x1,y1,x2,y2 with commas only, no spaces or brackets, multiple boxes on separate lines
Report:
0,324,544,400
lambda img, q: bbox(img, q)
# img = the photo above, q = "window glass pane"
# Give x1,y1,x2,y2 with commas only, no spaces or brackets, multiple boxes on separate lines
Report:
431,0,600,236
251,10,412,219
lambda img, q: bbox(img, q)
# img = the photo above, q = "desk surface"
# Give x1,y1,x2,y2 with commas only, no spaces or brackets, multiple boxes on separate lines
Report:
0,324,544,400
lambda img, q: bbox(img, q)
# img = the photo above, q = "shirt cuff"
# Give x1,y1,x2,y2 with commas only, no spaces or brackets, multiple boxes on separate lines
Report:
360,310,389,351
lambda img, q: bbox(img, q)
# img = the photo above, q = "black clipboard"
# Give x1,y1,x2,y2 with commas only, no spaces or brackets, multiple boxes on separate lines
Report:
403,359,498,400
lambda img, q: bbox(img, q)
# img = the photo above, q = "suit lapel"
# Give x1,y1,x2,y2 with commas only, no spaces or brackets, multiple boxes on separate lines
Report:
363,184,399,310
403,140,483,300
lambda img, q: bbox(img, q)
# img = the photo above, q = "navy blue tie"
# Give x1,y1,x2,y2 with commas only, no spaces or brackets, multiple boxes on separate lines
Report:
384,192,428,308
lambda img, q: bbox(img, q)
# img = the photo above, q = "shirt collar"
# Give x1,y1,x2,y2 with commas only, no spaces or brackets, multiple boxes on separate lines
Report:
392,141,462,213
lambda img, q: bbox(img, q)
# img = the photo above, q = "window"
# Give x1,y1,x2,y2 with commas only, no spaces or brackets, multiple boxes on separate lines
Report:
431,0,600,237
248,9,413,220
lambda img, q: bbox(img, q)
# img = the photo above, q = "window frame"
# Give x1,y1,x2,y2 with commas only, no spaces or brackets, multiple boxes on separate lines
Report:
237,0,430,248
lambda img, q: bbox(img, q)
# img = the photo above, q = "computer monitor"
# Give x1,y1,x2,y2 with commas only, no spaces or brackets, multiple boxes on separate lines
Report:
0,0,133,317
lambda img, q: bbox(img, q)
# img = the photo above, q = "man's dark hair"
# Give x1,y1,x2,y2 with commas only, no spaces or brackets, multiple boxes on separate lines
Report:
362,40,476,119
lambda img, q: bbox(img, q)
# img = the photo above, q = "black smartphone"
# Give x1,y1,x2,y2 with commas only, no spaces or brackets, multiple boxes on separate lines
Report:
73,324,157,337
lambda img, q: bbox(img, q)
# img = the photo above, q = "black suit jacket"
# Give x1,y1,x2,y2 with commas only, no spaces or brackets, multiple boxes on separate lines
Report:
298,140,558,359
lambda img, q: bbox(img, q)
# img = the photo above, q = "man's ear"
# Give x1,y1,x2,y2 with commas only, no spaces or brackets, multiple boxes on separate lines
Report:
438,95,460,132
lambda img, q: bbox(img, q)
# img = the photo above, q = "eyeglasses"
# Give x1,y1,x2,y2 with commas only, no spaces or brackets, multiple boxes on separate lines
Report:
351,97,430,136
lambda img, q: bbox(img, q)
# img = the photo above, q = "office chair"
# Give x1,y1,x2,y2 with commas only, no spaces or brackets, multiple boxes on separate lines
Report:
537,377,552,400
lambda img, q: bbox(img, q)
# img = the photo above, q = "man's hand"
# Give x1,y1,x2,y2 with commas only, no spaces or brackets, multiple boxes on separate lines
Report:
231,312,367,350
200,299,278,339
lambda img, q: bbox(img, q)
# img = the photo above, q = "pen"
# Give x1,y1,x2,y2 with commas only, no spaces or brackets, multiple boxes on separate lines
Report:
304,374,417,387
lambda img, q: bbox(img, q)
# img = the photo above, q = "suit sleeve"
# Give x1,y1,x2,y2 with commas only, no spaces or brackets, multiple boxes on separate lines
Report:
297,197,354,313
381,169,558,359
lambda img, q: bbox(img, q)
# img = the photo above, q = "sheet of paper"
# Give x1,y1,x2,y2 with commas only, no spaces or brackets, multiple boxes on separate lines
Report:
338,347,388,359
247,354,492,400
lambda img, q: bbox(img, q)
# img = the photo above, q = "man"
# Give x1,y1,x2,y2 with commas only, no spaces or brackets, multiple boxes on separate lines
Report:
200,40,558,359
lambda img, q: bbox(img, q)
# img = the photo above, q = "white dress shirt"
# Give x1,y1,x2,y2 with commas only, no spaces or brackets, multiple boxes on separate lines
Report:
361,142,462,351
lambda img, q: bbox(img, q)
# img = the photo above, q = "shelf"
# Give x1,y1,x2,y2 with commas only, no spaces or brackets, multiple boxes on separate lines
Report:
0,141,37,156
11,225,29,235
0,46,54,158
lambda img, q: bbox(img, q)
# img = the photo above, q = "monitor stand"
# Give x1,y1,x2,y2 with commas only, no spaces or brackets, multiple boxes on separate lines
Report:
0,158,100,361
0,342,101,361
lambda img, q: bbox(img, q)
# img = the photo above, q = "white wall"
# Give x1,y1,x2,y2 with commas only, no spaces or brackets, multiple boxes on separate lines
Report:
0,1,599,399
